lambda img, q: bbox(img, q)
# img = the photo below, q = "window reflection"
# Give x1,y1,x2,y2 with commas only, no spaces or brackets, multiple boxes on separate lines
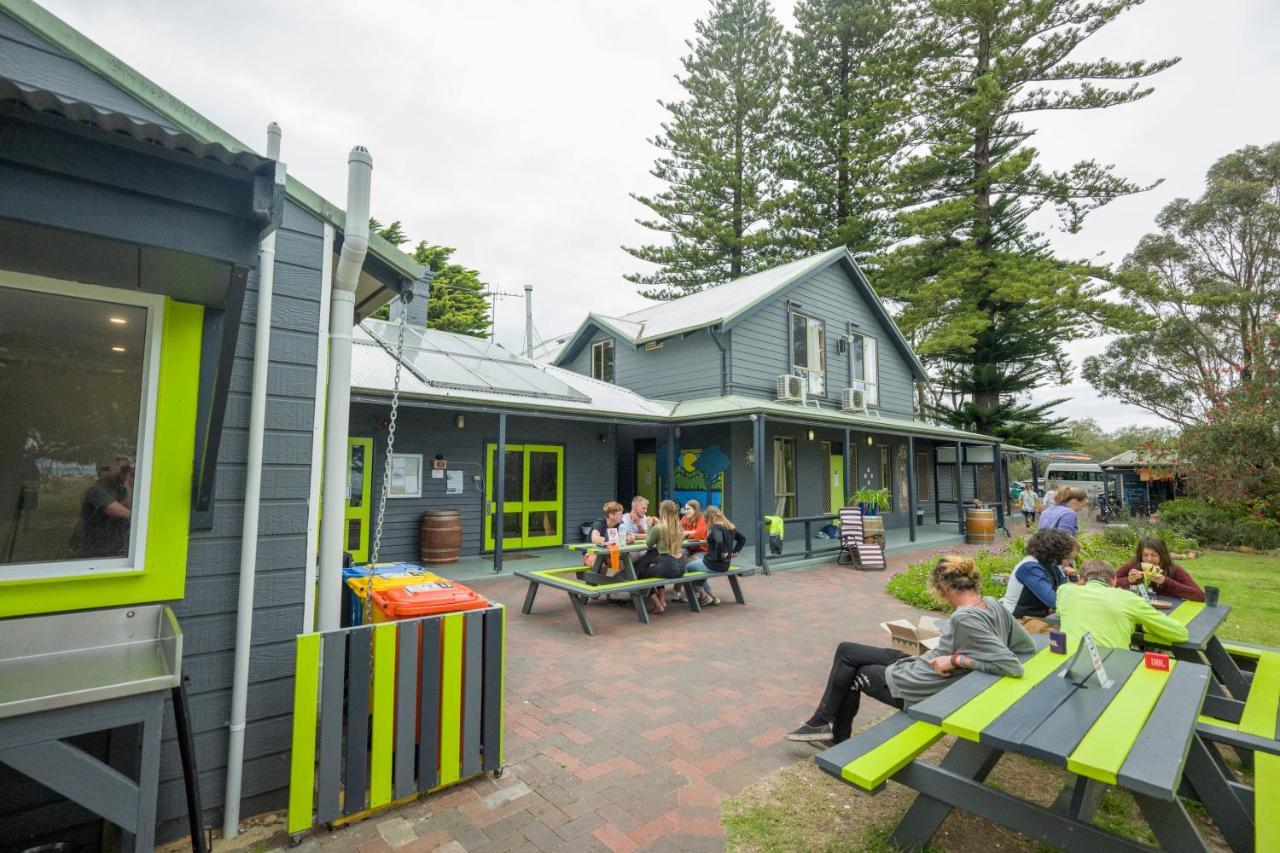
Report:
0,287,146,565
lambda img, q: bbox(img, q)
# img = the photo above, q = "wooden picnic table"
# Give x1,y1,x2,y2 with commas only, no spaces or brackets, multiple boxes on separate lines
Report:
818,636,1258,851
1152,596,1253,701
563,540,704,586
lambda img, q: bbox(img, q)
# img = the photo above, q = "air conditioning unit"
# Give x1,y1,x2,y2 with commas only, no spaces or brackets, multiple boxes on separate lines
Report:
841,387,868,414
776,374,806,403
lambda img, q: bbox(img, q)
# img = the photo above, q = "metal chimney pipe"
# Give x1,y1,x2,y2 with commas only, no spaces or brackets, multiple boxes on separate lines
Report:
523,284,534,358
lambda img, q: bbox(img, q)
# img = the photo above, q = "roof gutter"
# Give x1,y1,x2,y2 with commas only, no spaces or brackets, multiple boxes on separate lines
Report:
317,147,373,633
223,122,285,840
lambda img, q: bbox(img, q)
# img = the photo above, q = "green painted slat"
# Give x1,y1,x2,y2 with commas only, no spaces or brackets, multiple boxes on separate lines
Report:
1239,651,1280,740
1068,659,1176,784
1169,600,1205,627
942,646,1069,741
1219,641,1263,661
1256,753,1279,852
840,721,943,791
368,623,397,807
439,613,465,786
286,633,321,834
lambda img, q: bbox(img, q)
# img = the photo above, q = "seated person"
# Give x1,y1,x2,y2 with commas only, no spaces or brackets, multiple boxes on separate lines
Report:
685,505,746,607
1115,536,1204,602
1057,560,1189,648
586,501,630,572
1038,486,1087,534
787,555,1034,745
641,500,694,613
619,495,654,540
999,527,1077,632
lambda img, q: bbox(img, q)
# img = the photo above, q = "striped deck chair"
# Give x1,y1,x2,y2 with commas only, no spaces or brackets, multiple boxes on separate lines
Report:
837,506,886,570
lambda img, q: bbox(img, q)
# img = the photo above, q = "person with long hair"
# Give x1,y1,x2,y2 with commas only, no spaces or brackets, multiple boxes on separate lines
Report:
672,499,709,602
787,555,1034,745
689,505,746,606
641,499,692,613
1115,536,1204,601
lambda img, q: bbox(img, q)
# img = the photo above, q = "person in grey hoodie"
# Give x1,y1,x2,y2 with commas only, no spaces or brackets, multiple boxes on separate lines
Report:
786,555,1036,745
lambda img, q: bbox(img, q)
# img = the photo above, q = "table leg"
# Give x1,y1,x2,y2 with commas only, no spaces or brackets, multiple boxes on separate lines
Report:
1051,776,1106,823
891,750,1151,853
1204,637,1252,701
568,593,594,636
890,738,1001,849
631,592,650,625
521,581,540,615
1132,792,1210,853
728,574,746,605
1183,734,1254,853
133,693,162,852
684,581,701,612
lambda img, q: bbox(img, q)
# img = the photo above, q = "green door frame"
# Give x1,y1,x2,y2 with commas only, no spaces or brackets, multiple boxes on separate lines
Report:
484,443,565,551
345,436,373,564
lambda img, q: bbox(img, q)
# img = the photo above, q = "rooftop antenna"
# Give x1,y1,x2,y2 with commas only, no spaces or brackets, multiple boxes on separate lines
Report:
483,287,523,340
524,285,534,358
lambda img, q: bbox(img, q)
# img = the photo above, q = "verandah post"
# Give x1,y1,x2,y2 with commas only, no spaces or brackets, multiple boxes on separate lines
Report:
955,441,964,535
494,413,506,574
907,435,917,543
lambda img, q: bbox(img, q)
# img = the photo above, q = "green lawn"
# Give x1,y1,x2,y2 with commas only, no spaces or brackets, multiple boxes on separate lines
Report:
1183,549,1280,647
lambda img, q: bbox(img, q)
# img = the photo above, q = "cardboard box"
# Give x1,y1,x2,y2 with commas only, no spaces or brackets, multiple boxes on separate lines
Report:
881,616,942,655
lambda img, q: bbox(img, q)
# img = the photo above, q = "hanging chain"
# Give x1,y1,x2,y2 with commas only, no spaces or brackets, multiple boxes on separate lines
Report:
364,292,411,621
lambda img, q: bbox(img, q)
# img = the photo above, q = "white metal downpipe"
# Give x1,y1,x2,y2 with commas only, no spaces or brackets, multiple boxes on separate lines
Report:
317,147,373,632
223,122,284,840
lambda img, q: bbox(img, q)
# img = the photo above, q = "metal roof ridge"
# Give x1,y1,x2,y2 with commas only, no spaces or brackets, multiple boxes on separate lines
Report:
1,0,423,282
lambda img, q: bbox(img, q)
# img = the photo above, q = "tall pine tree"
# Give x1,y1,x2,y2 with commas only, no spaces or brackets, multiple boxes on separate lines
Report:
776,0,916,260
876,0,1178,446
625,0,787,299
370,219,492,337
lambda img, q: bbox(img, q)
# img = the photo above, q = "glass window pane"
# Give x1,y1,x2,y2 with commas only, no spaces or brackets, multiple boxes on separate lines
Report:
0,288,146,565
791,314,807,369
603,342,614,382
528,510,557,537
347,519,362,550
503,450,523,499
491,511,521,540
527,451,558,502
348,444,365,507
852,335,865,380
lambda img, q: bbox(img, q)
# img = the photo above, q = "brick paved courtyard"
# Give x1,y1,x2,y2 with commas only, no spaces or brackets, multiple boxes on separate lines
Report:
262,540,1001,853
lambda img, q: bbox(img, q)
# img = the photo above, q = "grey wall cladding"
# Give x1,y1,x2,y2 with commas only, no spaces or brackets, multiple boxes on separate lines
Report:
350,404,619,562
562,328,724,401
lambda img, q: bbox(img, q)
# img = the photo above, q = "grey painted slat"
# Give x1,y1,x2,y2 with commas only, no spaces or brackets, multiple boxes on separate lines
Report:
1184,605,1230,649
979,653,1087,751
482,608,504,772
343,629,372,815
1020,650,1144,765
417,617,441,792
461,612,484,779
910,672,1005,727
394,622,418,800
814,711,917,779
1118,663,1210,799
316,632,346,824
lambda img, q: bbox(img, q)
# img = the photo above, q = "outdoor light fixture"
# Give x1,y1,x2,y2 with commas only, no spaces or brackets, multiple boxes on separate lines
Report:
455,414,465,429
807,430,815,441
867,435,874,446
111,346,126,352
674,426,683,439
108,316,127,325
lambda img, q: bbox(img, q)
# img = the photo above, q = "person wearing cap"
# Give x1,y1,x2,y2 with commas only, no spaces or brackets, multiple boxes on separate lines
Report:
70,458,132,557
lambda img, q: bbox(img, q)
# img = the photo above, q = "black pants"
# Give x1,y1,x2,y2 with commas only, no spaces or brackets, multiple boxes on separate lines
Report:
1022,510,1035,527
815,642,907,743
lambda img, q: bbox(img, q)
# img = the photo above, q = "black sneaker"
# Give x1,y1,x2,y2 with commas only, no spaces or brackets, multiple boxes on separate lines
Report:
785,722,832,742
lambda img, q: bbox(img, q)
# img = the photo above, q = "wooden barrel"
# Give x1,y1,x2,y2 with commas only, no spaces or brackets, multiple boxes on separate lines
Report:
965,507,996,545
420,509,462,565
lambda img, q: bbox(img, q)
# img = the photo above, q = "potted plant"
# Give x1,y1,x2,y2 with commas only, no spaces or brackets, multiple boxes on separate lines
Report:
852,487,891,516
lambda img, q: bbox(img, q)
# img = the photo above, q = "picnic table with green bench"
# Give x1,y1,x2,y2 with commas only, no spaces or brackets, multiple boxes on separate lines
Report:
816,632,1274,852
514,562,753,636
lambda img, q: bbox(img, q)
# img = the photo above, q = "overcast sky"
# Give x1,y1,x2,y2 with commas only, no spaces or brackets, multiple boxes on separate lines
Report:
45,0,1280,432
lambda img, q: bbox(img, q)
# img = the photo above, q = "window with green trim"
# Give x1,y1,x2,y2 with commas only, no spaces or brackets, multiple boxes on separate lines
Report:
0,278,163,581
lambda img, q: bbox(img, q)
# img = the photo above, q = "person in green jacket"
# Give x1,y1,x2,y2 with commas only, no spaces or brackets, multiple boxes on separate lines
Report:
1056,561,1189,649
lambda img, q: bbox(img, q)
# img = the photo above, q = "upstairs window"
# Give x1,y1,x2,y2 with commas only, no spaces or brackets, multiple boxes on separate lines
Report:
850,333,879,406
591,339,615,383
790,312,826,395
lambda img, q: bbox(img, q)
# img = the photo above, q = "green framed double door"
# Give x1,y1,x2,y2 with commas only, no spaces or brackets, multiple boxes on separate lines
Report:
485,443,564,550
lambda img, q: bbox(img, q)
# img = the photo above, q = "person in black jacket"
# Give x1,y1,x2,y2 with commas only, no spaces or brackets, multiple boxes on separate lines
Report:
690,506,746,606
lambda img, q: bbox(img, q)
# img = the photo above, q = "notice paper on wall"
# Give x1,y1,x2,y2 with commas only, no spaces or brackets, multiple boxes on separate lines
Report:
446,469,463,494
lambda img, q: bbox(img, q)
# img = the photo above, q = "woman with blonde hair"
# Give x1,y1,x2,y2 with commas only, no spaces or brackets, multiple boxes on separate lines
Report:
687,506,746,606
641,499,692,613
787,555,1035,745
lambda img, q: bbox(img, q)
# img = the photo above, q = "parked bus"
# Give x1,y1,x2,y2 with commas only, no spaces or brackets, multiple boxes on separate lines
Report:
1043,461,1106,500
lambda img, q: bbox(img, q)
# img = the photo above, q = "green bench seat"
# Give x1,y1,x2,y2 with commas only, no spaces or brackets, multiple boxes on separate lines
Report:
815,712,944,793
515,565,754,636
1196,643,1280,755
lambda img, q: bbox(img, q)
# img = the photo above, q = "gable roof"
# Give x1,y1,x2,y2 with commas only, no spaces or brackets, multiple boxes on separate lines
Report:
1,0,423,292
554,247,928,380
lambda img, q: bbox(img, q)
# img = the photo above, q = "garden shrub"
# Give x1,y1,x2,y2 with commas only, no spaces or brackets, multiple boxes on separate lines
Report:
1103,524,1139,548
1157,497,1280,551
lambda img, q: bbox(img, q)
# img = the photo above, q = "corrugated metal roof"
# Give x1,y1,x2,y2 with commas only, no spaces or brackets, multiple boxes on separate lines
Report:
351,321,674,419
0,75,274,173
